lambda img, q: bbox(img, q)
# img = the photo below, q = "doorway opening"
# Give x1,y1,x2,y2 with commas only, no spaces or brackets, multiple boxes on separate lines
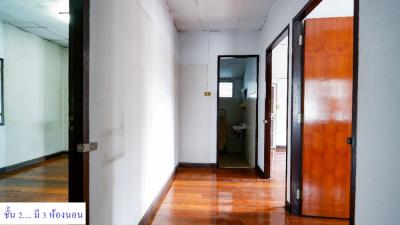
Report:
264,27,290,212
217,55,259,169
291,0,357,223
264,28,290,181
0,1,70,202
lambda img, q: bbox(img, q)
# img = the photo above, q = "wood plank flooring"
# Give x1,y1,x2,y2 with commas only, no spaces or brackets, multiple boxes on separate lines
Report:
149,152,349,225
0,155,68,202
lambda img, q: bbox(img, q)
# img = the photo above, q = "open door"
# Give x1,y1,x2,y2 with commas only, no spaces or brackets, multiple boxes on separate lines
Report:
301,17,353,218
264,28,289,180
264,51,273,178
69,0,91,224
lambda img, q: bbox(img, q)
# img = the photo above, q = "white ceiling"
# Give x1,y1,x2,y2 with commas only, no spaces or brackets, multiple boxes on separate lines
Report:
0,0,69,47
220,58,247,79
166,0,276,31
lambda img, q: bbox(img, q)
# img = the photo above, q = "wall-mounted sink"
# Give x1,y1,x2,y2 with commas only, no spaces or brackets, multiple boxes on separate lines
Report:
232,123,246,132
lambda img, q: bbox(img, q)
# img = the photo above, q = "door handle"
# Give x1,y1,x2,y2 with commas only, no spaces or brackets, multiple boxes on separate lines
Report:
263,120,268,124
347,137,353,145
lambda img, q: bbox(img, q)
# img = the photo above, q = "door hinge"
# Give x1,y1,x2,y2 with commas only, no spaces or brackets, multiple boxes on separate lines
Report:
296,189,301,200
77,142,98,153
299,35,303,46
297,113,303,124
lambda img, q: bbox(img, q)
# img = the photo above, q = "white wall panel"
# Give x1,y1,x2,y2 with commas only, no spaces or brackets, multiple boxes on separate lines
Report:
178,30,259,163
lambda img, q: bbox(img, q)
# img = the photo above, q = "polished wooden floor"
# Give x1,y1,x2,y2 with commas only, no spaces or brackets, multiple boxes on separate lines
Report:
0,155,68,202
149,152,348,225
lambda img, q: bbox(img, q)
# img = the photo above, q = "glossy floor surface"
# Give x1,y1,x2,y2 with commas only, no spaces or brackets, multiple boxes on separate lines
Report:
0,155,68,202
149,152,348,225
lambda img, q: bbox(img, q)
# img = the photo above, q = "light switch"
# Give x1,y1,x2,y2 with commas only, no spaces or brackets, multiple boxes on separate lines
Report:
204,91,212,97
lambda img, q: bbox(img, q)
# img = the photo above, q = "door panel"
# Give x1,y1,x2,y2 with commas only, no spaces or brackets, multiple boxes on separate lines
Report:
302,17,353,219
264,51,272,178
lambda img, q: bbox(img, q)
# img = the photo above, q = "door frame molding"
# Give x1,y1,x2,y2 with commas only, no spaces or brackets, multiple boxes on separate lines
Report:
0,58,4,126
68,0,90,224
291,0,359,223
216,55,260,169
264,26,290,181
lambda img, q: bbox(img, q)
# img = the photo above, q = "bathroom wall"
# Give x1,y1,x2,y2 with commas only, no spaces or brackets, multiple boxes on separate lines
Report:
218,77,244,153
243,57,258,168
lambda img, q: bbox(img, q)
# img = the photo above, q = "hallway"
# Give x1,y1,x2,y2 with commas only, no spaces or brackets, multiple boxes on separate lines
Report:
148,152,348,225
0,0,398,224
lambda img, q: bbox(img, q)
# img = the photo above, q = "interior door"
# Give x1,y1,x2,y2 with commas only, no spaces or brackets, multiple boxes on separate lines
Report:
264,51,272,178
69,0,90,224
301,17,353,219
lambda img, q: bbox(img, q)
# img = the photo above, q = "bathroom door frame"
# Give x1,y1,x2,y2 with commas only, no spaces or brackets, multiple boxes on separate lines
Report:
216,55,260,169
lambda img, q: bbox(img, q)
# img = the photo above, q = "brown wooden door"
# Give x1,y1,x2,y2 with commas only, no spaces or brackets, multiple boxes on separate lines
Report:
302,17,353,219
69,1,90,224
264,51,272,178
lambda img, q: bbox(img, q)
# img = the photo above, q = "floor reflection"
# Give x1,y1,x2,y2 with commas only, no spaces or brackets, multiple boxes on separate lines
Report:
0,155,68,202
150,151,348,225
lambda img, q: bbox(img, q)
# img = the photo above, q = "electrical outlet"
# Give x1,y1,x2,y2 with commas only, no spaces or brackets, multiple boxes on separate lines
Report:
204,91,212,96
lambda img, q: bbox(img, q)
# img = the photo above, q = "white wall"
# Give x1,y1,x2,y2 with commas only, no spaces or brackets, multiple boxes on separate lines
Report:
356,0,400,224
307,0,354,19
272,38,288,147
179,30,260,163
243,57,257,167
89,0,179,224
0,22,68,168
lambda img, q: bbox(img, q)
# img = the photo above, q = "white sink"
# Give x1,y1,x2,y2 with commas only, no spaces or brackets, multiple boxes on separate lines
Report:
232,123,246,132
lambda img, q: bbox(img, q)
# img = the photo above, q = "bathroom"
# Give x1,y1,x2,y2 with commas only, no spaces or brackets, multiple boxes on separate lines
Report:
217,56,258,168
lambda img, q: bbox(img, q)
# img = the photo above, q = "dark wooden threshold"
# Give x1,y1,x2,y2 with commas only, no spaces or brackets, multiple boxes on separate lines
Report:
178,162,217,168
256,164,265,178
285,201,291,211
138,164,179,225
0,150,68,173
